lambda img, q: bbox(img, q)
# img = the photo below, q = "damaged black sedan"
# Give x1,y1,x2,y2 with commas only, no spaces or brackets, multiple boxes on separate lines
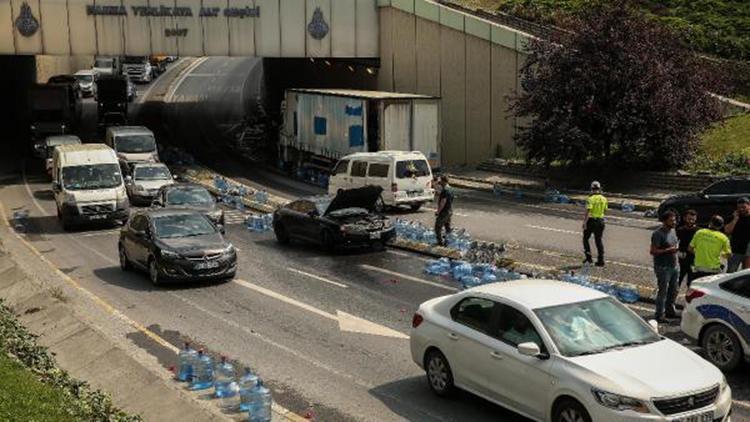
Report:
273,186,395,251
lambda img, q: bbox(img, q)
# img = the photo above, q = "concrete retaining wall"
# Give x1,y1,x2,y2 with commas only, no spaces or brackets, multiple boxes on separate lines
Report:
35,55,94,83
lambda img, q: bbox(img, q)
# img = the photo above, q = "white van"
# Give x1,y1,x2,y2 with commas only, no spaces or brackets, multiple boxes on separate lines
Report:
328,151,434,211
52,144,130,230
105,126,159,168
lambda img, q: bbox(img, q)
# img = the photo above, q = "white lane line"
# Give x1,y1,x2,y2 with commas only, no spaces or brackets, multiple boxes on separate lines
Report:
525,224,579,235
234,279,337,321
22,163,48,215
164,57,209,103
80,230,120,238
287,267,348,288
386,249,430,262
360,264,458,292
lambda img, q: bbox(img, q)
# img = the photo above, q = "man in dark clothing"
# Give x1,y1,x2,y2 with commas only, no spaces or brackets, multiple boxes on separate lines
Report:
434,175,453,247
676,210,699,287
650,211,680,322
725,197,750,273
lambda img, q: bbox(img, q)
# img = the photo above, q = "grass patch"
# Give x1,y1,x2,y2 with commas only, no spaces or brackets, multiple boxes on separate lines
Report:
699,113,750,157
0,353,77,421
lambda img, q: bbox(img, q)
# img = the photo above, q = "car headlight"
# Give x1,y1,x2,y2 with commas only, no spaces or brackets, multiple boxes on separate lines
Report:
161,249,181,259
591,388,650,414
720,375,729,395
133,184,147,193
223,244,236,255
340,224,364,234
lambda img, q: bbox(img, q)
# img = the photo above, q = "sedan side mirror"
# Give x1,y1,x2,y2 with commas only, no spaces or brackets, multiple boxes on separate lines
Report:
52,182,62,192
125,175,133,184
517,342,548,360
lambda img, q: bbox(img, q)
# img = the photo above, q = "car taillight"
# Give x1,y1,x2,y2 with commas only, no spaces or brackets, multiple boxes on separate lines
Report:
686,289,705,304
412,313,424,328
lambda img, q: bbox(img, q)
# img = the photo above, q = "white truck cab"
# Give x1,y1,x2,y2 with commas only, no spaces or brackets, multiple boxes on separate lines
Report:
105,126,159,168
52,144,130,230
328,151,434,211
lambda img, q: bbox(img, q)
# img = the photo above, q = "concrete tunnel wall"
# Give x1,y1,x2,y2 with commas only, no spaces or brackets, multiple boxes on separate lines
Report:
377,6,528,166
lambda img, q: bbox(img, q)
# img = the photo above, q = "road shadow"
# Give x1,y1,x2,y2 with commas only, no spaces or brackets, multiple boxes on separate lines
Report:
369,376,530,422
93,266,229,293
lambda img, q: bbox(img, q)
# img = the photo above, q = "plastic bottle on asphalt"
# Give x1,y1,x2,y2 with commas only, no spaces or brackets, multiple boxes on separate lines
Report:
190,350,214,390
177,342,198,382
247,380,272,422
214,355,237,398
238,368,260,412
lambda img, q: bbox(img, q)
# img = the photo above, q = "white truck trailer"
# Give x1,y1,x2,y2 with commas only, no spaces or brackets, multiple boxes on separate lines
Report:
279,89,441,174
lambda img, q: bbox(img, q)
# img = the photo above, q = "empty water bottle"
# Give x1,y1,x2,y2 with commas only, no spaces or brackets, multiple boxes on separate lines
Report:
177,342,198,382
214,355,237,398
220,381,240,411
621,202,635,213
238,368,260,412
616,285,640,303
191,350,214,390
460,275,481,289
247,380,272,422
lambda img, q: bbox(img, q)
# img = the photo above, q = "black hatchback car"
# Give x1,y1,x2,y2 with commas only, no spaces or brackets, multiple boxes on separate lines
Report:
273,186,395,250
118,209,237,284
152,184,225,228
657,177,750,224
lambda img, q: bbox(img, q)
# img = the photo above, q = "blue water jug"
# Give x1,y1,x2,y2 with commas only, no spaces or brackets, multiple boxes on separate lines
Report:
238,368,260,412
481,273,497,284
214,355,237,398
616,286,640,303
460,276,481,289
177,342,198,382
190,350,214,390
247,380,272,422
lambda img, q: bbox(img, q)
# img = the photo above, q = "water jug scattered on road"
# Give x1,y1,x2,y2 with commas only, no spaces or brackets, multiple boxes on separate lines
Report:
247,380,272,422
214,355,237,398
238,368,259,412
177,342,198,382
190,350,214,390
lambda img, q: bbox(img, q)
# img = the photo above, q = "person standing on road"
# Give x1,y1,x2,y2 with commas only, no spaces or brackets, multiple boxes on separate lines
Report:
689,215,732,280
650,211,680,322
434,175,454,247
724,197,750,273
676,210,699,287
582,181,608,266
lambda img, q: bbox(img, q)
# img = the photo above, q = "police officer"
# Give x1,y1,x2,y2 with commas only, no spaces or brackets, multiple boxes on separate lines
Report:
583,181,608,266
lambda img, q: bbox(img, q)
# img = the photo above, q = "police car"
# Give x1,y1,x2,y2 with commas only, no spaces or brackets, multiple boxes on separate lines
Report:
682,271,750,371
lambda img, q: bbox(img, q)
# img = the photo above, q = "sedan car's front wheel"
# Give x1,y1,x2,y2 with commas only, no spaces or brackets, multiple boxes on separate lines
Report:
148,258,161,286
553,398,591,422
274,223,290,244
702,324,742,371
425,350,454,397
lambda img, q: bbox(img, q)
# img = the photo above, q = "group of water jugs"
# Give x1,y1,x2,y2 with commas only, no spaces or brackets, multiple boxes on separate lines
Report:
177,343,272,422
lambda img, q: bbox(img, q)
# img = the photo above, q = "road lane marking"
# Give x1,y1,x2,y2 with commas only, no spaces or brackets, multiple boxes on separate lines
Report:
164,57,209,103
525,224,579,235
360,265,458,292
287,267,348,288
22,163,48,216
518,245,653,271
233,279,407,339
386,249,430,261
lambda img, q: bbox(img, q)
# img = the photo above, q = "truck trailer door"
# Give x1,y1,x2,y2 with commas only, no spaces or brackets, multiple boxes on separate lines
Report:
412,100,440,170
381,102,411,152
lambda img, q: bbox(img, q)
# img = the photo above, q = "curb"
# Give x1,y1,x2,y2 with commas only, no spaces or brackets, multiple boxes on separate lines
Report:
449,177,658,212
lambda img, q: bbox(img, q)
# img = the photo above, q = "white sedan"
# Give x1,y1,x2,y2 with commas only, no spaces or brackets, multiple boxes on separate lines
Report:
410,279,732,422
682,271,750,371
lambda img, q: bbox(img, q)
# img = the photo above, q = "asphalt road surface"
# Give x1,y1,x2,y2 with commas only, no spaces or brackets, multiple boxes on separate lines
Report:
2,59,748,421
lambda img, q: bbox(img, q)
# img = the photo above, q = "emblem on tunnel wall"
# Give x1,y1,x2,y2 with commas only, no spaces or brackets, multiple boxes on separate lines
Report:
307,7,329,40
15,2,39,37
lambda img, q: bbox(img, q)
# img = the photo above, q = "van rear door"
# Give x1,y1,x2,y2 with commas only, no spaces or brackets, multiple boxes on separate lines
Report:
394,158,432,198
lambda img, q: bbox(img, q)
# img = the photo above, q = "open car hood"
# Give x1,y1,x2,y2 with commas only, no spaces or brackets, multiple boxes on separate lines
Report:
325,186,383,215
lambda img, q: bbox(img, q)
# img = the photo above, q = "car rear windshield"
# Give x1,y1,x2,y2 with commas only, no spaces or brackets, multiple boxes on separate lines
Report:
135,166,171,181
62,164,122,191
75,74,93,83
115,134,156,153
166,187,213,206
153,214,216,239
534,297,660,357
396,160,430,179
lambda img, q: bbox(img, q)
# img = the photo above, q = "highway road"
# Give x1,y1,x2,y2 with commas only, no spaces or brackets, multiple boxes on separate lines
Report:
1,58,748,421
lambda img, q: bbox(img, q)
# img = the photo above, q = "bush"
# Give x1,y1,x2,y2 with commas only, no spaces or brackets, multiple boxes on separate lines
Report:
510,1,724,169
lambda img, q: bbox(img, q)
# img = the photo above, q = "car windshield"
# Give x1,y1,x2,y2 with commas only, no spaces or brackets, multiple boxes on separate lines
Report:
115,135,156,153
62,164,122,191
95,59,112,68
312,197,332,215
534,297,661,357
135,166,171,181
75,74,93,83
152,214,216,239
396,160,430,179
166,187,213,206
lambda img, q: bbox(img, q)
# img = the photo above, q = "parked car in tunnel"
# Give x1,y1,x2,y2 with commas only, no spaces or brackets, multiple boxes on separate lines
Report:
657,177,750,224
273,186,395,250
151,184,225,229
118,209,236,285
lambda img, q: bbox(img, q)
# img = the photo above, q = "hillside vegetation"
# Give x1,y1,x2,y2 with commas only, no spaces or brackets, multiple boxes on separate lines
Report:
452,0,750,61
